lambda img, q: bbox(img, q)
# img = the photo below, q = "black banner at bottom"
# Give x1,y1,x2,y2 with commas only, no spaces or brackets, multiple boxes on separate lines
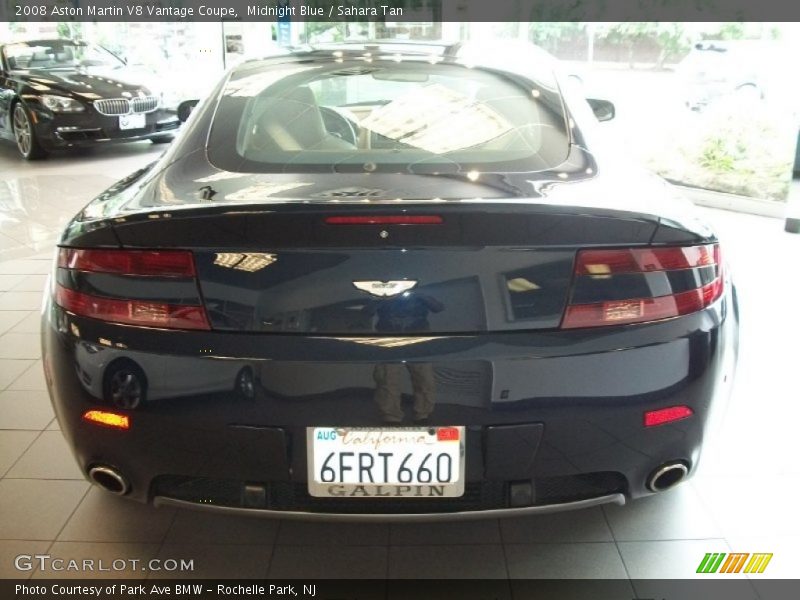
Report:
3,579,797,600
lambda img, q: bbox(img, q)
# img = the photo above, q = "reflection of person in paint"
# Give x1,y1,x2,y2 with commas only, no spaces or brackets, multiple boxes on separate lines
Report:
365,292,444,423
373,362,436,423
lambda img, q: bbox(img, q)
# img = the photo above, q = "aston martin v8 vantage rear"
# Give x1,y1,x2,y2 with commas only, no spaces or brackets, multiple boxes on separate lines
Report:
42,42,737,520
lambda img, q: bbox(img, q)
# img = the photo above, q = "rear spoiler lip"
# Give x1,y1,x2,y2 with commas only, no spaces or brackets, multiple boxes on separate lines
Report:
60,203,715,249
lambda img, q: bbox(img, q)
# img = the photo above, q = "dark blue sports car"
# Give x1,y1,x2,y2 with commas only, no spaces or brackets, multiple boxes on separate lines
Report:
42,41,738,520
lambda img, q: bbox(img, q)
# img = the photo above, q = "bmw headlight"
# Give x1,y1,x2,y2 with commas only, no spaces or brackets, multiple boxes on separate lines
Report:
40,95,85,113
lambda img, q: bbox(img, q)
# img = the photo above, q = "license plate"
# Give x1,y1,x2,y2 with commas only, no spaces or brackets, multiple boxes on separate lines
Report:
307,426,465,498
119,114,146,130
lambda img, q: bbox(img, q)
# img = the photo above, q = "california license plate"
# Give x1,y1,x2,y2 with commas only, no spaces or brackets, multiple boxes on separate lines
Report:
119,114,146,130
307,426,465,498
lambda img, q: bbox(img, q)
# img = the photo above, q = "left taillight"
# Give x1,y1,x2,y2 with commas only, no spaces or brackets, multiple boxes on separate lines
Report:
562,244,723,329
54,248,210,330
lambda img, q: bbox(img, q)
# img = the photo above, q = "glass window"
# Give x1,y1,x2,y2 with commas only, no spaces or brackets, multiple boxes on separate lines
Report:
207,58,570,174
2,40,124,71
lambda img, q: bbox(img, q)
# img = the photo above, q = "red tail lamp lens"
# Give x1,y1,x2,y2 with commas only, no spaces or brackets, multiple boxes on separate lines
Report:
55,248,209,331
563,244,723,329
56,286,210,330
563,278,723,329
59,249,195,277
575,245,718,275
644,406,694,427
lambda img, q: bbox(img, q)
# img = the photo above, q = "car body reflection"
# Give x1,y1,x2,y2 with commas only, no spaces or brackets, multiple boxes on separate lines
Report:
74,341,256,408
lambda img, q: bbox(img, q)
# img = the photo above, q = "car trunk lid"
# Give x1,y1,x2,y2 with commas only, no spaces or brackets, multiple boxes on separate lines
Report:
103,203,665,334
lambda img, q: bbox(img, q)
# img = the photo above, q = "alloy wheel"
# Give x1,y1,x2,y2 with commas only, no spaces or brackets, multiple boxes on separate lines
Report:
109,370,143,409
12,104,32,158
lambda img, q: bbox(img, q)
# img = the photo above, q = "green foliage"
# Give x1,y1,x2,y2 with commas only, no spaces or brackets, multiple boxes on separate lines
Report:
700,22,782,41
57,22,71,39
599,22,691,67
305,22,344,43
710,23,747,40
56,22,83,40
698,137,737,172
650,103,794,201
527,23,585,52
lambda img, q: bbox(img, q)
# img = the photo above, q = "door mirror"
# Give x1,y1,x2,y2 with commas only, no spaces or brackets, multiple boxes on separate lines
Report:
587,98,615,122
177,99,200,123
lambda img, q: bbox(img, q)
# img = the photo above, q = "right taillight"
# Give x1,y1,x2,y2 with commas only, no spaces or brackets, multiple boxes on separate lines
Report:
562,244,723,329
54,248,210,330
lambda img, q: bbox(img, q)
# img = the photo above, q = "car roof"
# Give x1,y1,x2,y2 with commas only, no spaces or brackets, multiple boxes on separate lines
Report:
234,39,559,86
307,40,463,56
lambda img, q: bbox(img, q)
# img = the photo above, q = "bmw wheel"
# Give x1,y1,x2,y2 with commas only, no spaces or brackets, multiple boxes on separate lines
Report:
103,361,147,409
12,103,48,160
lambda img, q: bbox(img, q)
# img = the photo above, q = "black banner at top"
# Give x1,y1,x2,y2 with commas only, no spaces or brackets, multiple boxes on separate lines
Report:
4,0,800,22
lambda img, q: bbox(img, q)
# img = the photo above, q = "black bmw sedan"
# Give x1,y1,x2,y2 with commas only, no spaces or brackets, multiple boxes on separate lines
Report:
0,39,180,159
42,41,738,520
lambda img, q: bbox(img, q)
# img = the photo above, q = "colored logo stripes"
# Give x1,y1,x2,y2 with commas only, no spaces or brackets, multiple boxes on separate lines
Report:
697,552,773,574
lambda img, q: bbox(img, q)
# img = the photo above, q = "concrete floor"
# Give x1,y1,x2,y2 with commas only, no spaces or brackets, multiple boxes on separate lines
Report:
0,141,798,584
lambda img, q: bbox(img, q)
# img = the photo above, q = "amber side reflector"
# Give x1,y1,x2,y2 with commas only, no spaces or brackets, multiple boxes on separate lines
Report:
82,410,130,430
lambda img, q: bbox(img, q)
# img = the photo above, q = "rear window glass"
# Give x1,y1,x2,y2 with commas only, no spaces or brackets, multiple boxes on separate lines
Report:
207,58,569,174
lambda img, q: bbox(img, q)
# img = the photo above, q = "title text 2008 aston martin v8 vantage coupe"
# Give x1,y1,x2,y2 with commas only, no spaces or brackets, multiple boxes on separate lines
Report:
0,39,180,159
42,41,738,520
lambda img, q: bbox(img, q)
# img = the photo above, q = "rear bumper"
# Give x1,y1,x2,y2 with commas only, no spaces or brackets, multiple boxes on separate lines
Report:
43,291,737,518
155,493,626,522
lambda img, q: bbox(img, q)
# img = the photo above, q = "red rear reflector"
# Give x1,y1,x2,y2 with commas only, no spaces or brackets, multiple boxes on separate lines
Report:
325,215,443,225
59,249,196,277
56,286,210,330
644,405,694,427
575,244,718,275
83,409,130,430
436,427,460,442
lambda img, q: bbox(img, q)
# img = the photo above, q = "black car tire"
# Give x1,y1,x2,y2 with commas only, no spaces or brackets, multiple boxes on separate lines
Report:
12,103,48,160
150,135,174,145
234,367,256,400
103,359,148,410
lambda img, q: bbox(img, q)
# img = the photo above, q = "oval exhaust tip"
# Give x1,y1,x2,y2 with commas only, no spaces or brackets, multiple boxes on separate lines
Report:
647,462,688,493
88,465,130,496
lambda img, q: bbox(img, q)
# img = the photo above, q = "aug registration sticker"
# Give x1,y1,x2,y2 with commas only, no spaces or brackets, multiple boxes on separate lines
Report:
306,426,465,498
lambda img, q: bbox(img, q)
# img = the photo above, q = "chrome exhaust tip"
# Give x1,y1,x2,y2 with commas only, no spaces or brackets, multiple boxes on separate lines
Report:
88,465,130,496
647,462,689,493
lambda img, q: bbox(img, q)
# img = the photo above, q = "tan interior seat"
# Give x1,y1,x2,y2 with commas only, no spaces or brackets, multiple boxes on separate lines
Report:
247,86,356,153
